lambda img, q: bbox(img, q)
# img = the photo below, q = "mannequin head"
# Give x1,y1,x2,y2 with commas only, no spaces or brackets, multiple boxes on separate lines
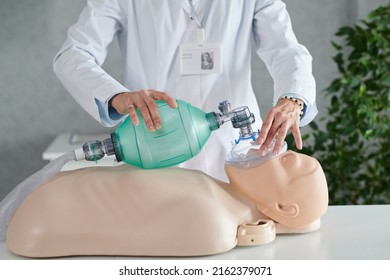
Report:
225,150,328,228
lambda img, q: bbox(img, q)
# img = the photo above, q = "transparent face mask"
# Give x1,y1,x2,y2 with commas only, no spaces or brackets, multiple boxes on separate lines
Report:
225,139,288,169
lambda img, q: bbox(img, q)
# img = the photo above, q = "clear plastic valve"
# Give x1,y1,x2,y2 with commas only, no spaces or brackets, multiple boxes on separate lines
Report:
82,141,105,161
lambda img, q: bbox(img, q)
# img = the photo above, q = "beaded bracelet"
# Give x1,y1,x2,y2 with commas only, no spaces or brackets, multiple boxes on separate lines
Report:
278,95,305,118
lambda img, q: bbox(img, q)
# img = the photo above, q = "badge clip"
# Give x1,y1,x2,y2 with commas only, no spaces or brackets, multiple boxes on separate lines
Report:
197,28,205,45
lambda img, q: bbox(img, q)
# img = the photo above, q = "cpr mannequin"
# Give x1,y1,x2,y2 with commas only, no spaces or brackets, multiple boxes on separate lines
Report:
6,150,328,258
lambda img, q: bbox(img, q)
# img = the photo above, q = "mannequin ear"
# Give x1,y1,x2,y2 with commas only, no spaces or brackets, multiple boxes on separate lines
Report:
257,202,299,219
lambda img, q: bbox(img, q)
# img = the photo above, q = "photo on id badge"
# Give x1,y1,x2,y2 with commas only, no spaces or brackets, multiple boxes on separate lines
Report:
201,51,214,70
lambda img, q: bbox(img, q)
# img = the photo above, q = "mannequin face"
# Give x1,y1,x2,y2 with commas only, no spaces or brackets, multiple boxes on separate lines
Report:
224,151,328,228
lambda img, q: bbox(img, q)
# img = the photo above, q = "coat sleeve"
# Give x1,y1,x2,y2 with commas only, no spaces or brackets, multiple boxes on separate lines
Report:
252,0,317,126
53,0,129,127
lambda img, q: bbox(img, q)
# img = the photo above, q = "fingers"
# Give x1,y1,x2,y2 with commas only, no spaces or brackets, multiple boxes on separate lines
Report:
257,110,274,146
272,122,289,155
257,98,303,154
291,122,303,150
152,91,178,108
142,90,177,130
126,104,139,126
140,95,160,131
112,89,176,132
258,120,280,155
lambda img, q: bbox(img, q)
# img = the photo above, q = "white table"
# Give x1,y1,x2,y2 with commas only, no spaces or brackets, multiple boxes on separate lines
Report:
1,205,389,260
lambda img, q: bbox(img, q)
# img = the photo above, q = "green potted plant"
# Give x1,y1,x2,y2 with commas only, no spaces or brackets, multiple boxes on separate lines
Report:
289,3,390,205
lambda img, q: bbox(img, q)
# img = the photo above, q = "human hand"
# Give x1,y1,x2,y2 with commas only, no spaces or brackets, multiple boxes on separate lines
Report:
257,97,303,155
109,90,177,131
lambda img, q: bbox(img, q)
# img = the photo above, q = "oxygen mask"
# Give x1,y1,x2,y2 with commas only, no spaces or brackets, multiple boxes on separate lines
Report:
218,101,287,169
225,140,288,169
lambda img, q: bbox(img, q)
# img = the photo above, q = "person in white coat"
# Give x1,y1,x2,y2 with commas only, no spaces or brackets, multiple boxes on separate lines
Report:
53,0,317,182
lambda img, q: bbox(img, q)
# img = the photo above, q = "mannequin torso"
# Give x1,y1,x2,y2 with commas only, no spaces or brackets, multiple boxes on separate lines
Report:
6,151,328,257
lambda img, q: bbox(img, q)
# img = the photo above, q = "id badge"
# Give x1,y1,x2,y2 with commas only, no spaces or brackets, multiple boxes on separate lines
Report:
179,43,222,75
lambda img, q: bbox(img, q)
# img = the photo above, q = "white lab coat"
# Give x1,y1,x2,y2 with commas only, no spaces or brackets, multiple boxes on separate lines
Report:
53,0,317,181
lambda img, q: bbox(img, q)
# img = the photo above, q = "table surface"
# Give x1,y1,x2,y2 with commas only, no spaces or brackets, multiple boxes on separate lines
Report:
1,205,389,260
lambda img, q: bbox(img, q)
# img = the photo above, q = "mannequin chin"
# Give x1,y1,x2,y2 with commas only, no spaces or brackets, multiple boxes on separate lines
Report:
6,150,328,257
